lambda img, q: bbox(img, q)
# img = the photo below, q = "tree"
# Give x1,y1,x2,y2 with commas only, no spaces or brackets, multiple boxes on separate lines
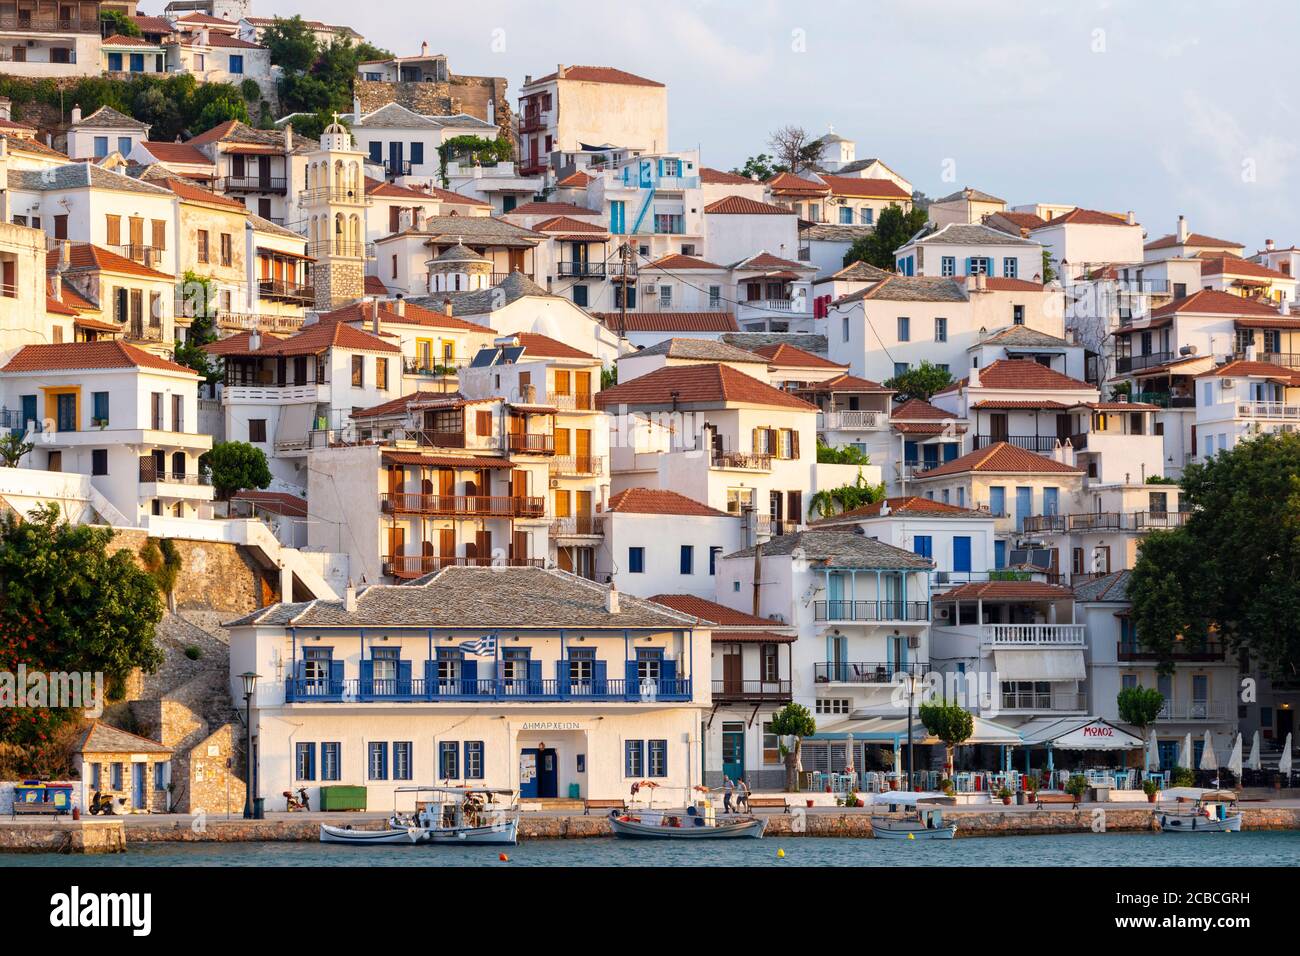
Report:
0,505,164,746
1129,432,1300,679
919,701,974,779
173,271,219,386
1041,249,1057,284
261,15,319,73
816,441,872,465
0,432,33,467
1117,686,1165,740
883,360,954,402
192,89,250,133
100,9,141,37
769,703,816,792
808,470,886,518
204,441,272,499
843,204,930,269
767,125,821,175
731,153,783,180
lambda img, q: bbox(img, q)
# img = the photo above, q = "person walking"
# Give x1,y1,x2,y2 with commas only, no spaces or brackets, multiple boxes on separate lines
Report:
737,777,750,812
722,776,734,813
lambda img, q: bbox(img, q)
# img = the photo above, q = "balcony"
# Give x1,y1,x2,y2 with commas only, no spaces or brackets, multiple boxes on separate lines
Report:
1236,401,1300,420
402,358,460,377
710,451,772,471
548,455,603,477
297,186,370,205
258,279,314,306
745,513,800,537
550,516,604,538
284,675,692,703
1156,699,1230,722
1022,511,1190,535
1132,391,1196,409
1115,351,1174,374
307,240,367,260
557,261,607,279
983,624,1085,647
1133,510,1189,530
217,176,287,194
507,432,555,455
382,493,545,518
552,392,596,411
518,109,549,134
814,661,925,684
972,434,1061,453
0,14,100,33
821,410,888,431
741,298,797,313
1021,514,1067,534
813,600,930,623
116,244,164,268
712,679,792,703
215,312,306,334
383,554,544,579
1117,641,1226,663
1232,351,1300,369
1000,690,1087,713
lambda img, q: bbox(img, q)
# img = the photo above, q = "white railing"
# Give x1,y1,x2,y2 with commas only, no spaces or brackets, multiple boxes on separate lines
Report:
1236,402,1300,420
223,384,326,404
822,410,888,431
982,624,1085,646
1157,700,1230,721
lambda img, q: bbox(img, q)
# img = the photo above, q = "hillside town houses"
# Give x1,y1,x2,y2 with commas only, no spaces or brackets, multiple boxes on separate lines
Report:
1,4,1294,811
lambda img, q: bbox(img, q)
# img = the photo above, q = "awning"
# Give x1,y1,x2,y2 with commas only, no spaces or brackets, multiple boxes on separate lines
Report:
1017,717,1144,751
381,452,514,469
993,648,1086,681
810,714,1023,746
275,402,316,448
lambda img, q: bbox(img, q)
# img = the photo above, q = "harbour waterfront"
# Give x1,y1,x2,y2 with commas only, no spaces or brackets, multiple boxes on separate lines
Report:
2,831,1298,867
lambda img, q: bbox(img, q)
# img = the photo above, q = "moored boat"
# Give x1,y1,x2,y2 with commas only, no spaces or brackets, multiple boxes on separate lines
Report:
1156,789,1243,833
396,786,521,846
319,823,422,845
608,805,766,839
868,791,957,840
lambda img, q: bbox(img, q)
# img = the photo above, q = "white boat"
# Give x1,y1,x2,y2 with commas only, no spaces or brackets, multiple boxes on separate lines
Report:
395,786,521,846
608,806,766,839
868,791,958,840
319,823,422,845
1157,789,1243,833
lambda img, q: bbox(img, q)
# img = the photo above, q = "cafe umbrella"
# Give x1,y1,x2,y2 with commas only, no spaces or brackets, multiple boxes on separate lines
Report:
1145,729,1160,772
1278,733,1293,781
1247,731,1261,773
1226,733,1243,787
1178,732,1193,769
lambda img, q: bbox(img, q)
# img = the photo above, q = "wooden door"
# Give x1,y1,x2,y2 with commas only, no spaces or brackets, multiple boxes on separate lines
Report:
575,429,591,472
439,528,455,566
575,370,591,406
576,490,593,534
553,489,571,517
475,530,492,566
990,413,1009,443
723,644,743,694
387,526,406,562
511,469,528,498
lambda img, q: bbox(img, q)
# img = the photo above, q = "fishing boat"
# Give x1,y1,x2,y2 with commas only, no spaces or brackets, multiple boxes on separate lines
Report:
395,786,521,846
868,791,957,840
319,822,423,845
608,798,766,839
1156,788,1243,833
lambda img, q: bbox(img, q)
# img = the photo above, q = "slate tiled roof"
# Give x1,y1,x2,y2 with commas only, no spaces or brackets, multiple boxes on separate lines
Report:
811,496,989,523
226,566,696,629
835,275,967,304
977,325,1072,348
71,105,151,131
1072,570,1132,603
827,260,893,282
721,332,827,353
10,164,174,196
409,271,554,316
913,222,1036,246
912,442,1083,479
623,338,767,363
596,362,817,411
726,531,933,570
934,187,1006,204
3,341,195,375
605,488,732,517
78,721,172,755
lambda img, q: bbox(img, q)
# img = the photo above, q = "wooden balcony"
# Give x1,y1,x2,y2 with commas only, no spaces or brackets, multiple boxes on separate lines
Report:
258,279,314,306
548,454,603,477
712,679,791,703
972,434,1061,453
217,176,286,194
382,493,545,518
550,516,604,538
507,432,555,455
383,554,544,579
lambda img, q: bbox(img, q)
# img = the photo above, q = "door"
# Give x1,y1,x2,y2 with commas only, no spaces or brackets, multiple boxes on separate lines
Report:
132,763,146,810
519,749,539,799
1278,708,1295,741
953,536,972,574
576,489,593,534
575,370,592,408
388,141,404,176
575,428,592,472
55,393,77,432
722,722,745,783
722,644,743,694
520,747,557,798
827,572,845,622
438,528,455,567
1015,487,1033,531
258,155,272,189
990,413,1009,444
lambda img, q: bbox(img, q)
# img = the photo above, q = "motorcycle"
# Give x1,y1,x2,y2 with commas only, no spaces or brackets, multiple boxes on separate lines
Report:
283,787,310,811
88,790,118,815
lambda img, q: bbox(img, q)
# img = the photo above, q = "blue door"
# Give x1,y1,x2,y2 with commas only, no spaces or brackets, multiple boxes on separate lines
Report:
519,749,539,798
1157,740,1179,770
132,762,146,809
722,724,745,783
953,536,972,574
1015,487,1033,531
388,140,404,175
520,747,558,798
994,540,1007,569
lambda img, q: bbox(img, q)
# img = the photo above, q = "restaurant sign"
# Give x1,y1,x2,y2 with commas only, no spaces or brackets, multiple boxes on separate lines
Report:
1051,720,1142,751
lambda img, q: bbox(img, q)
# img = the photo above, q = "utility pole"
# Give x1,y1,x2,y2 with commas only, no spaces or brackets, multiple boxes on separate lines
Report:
618,241,632,338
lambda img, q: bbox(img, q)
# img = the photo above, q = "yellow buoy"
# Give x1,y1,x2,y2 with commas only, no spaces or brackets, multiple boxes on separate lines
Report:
907,832,915,840
777,848,785,858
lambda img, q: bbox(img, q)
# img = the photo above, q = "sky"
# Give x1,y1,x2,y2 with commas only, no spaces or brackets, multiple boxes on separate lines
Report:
285,0,1299,246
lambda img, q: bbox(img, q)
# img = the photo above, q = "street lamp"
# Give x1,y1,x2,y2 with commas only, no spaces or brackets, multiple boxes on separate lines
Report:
905,671,918,792
240,672,260,820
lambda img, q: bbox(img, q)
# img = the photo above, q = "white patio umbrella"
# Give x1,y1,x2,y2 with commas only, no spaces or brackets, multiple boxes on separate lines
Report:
1178,732,1193,769
1145,729,1160,771
1199,730,1218,771
1279,733,1294,777
1247,731,1261,772
844,732,856,774
1227,733,1243,782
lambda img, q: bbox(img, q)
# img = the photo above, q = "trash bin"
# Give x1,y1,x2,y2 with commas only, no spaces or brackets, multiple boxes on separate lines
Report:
568,783,581,800
253,797,265,819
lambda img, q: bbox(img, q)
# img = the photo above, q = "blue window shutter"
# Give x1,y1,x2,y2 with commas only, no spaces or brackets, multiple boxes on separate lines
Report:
398,658,412,693
953,536,972,573
593,658,607,694
368,142,382,164
989,486,1005,515
462,658,478,694
556,658,570,688
329,659,342,694
423,658,437,692
625,660,638,698
527,658,542,693
661,657,677,694
359,658,373,695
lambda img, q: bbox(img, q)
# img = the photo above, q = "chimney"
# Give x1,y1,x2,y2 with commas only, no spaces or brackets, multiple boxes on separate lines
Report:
442,297,453,317
70,104,82,125
976,272,987,292
1176,215,1189,242
1265,239,1275,252
523,74,532,86
370,297,381,335
557,64,566,78
1126,210,1135,226
879,500,891,517
199,27,209,46
606,581,620,614
59,240,71,270
1281,298,1291,316
283,122,293,155
968,366,981,388
413,207,426,231
393,295,405,317
344,580,357,613
421,41,429,57
965,274,979,294
352,94,362,120
248,328,261,351
0,97,10,122
51,273,62,303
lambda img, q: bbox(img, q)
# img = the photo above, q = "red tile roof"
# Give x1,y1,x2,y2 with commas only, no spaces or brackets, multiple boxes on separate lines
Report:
102,33,158,47
1199,256,1291,280
912,442,1083,479
508,200,598,217
798,373,891,393
971,399,1069,410
596,362,817,411
45,296,79,317
704,195,794,215
649,593,782,627
46,243,173,281
257,321,400,356
323,299,493,334
934,581,1075,602
531,215,609,235
3,341,195,375
555,170,592,188
1038,208,1131,227
1150,288,1281,318
640,252,725,271
1145,231,1242,251
140,140,212,165
812,496,988,523
946,359,1093,393
751,343,846,369
364,275,391,296
734,251,808,272
818,174,911,200
1195,359,1300,386
605,488,731,517
530,65,664,87
700,167,755,186
514,331,595,359
596,311,738,332
230,490,308,517
202,330,286,356
353,390,462,419
765,172,830,196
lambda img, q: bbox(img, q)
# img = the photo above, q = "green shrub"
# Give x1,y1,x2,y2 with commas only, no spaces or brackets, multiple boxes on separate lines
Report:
183,645,203,661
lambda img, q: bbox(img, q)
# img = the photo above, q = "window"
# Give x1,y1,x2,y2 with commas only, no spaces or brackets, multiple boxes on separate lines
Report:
934,317,947,342
368,742,388,780
220,233,232,267
913,535,932,559
118,136,132,155
91,391,109,426
709,546,722,575
941,256,956,277
369,142,383,164
393,741,413,780
107,52,122,71
658,285,672,307
351,355,364,387
815,698,851,715
154,762,168,790
464,741,484,779
1003,257,1018,279
91,449,108,476
708,285,721,308
628,547,645,573
842,315,850,342
839,206,854,224
111,763,123,790
248,419,267,443
376,357,389,390
410,142,425,165
680,545,694,575
967,257,991,275
106,214,121,246
648,739,667,778
439,741,459,779
197,230,209,264
897,316,910,341
894,362,909,377
625,739,644,777
94,136,109,158
1013,305,1025,325
572,285,588,307
317,742,340,781
860,207,874,225
229,54,244,74
295,742,316,780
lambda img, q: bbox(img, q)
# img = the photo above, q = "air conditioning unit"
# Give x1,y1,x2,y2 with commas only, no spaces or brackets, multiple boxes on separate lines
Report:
767,613,785,624
907,634,921,649
934,606,952,621
1221,379,1234,389
548,477,559,488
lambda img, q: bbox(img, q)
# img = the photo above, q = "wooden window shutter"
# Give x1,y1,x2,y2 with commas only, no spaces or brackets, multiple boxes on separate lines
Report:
476,410,492,436
152,219,166,250
106,215,121,246
791,429,800,459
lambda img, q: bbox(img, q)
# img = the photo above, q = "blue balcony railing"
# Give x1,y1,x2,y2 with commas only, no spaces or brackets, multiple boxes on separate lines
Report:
284,676,693,703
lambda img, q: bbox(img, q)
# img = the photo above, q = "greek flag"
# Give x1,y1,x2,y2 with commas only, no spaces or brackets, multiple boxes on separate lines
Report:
459,635,497,657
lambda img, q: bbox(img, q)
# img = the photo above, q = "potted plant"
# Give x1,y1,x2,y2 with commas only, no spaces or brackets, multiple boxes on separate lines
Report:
845,791,860,808
939,777,955,796
1171,767,1195,790
996,786,1013,806
1142,778,1160,803
888,776,899,791
1065,774,1089,802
